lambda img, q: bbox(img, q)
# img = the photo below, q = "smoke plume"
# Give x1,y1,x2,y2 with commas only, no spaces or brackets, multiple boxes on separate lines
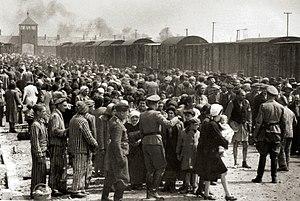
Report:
159,27,173,41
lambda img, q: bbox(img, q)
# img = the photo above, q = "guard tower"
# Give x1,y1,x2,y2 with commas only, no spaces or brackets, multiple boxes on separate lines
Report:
19,12,38,55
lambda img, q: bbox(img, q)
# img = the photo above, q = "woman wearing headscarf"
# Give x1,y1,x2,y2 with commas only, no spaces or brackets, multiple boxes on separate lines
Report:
161,106,183,193
75,86,90,103
193,104,237,200
125,110,146,190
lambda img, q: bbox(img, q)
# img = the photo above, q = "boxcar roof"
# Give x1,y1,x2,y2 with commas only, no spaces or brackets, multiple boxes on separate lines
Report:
161,36,208,46
99,40,125,46
122,38,154,45
237,36,300,43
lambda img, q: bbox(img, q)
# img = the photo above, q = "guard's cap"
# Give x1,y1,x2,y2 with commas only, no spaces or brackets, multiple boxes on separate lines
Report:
267,85,279,96
146,95,160,102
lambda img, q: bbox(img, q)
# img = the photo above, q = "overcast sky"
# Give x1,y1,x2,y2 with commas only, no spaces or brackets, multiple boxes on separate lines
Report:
1,0,299,42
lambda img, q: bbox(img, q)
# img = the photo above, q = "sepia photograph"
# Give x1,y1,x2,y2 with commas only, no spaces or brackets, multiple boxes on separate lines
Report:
0,0,299,200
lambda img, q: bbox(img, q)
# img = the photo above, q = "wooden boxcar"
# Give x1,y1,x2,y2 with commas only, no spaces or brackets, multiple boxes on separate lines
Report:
118,38,154,68
144,43,161,69
82,41,95,60
160,36,208,70
183,36,300,80
87,41,104,62
96,40,124,65
61,42,73,59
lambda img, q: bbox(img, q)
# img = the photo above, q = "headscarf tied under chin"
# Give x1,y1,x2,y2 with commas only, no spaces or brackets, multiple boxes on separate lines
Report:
129,110,140,125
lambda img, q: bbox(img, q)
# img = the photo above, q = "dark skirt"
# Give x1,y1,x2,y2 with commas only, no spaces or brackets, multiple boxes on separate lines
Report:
194,149,227,181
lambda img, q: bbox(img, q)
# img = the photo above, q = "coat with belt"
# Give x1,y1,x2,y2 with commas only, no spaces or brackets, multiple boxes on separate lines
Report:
105,115,130,186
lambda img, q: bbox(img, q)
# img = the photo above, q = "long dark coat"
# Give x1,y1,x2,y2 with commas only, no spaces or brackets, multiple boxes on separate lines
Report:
125,122,146,185
5,89,22,123
194,119,228,181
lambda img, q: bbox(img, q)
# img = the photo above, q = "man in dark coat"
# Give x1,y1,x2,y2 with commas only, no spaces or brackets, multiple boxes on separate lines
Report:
289,94,300,155
252,86,286,183
101,102,130,201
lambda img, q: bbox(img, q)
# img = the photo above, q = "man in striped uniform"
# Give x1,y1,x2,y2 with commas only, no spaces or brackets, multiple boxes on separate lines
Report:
101,102,130,201
84,100,97,188
30,104,48,198
69,101,98,198
48,94,69,196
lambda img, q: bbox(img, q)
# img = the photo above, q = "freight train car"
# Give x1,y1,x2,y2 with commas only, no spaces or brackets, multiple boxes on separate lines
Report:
96,40,124,65
160,36,208,70
183,36,300,80
117,38,154,68
82,41,95,60
60,42,73,59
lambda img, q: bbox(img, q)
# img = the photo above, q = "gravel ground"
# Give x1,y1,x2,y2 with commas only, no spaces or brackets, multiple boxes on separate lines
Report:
1,129,300,201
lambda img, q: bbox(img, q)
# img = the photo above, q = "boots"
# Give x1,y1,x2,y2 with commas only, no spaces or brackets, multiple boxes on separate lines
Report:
101,187,112,201
113,181,126,201
148,172,164,200
242,161,251,168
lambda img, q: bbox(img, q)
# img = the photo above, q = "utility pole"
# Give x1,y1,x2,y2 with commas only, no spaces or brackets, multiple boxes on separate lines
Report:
113,35,116,40
284,12,292,36
212,22,216,43
236,29,240,41
134,29,137,39
185,28,188,36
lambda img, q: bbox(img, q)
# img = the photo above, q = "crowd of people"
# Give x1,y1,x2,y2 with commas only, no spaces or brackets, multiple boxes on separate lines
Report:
0,53,300,201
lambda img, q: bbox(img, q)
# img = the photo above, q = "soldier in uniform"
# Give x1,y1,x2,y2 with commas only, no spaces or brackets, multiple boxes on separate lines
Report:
252,85,286,183
139,95,180,200
101,102,130,201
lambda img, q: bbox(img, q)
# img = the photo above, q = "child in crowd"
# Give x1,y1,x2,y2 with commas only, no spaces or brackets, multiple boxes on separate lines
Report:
219,114,234,157
177,118,200,194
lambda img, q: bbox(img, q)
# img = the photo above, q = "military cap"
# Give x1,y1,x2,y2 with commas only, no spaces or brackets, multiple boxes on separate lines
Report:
115,102,129,112
267,85,279,96
146,95,160,102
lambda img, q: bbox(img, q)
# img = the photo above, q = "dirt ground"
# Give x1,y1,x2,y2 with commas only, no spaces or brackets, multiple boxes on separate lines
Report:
1,127,300,201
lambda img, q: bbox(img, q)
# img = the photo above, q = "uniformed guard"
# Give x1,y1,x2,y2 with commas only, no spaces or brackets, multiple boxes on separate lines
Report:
140,95,180,200
252,85,286,183
101,102,130,201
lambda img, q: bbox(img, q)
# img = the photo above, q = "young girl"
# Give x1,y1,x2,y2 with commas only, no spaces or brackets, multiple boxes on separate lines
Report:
177,118,200,194
219,114,234,157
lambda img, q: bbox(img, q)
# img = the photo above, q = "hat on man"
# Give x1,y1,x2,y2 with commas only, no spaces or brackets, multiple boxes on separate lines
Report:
267,85,279,96
210,104,223,117
115,102,129,112
146,95,160,102
53,92,67,105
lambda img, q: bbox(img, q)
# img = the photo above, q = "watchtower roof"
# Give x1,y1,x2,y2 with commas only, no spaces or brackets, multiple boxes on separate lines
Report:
19,12,38,26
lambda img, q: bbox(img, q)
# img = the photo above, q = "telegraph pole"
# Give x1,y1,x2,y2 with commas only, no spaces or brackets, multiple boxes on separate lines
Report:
185,28,189,36
236,29,240,41
134,29,137,39
212,22,216,43
284,12,292,36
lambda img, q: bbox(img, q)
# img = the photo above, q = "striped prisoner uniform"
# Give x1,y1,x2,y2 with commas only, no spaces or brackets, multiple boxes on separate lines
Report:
84,112,96,187
48,108,67,192
68,114,98,192
30,118,48,195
